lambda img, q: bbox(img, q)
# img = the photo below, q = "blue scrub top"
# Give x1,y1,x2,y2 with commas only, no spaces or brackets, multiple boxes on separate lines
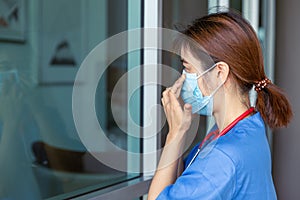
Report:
157,112,277,200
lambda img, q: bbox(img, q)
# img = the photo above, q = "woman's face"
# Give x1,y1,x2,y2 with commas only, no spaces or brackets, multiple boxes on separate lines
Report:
180,49,214,96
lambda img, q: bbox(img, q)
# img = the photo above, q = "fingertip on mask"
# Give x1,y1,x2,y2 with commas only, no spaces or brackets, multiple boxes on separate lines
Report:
184,103,192,111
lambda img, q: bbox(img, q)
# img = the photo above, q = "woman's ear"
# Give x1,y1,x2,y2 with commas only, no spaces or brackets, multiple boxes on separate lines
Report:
215,61,229,83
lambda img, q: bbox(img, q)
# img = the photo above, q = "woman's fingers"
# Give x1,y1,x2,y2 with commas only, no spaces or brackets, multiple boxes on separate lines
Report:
162,88,171,106
180,103,192,132
161,86,192,134
168,89,181,108
183,104,192,120
162,74,186,110
162,89,181,116
170,74,186,98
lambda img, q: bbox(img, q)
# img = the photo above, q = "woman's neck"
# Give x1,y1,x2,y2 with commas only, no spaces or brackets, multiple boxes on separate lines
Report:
213,95,249,132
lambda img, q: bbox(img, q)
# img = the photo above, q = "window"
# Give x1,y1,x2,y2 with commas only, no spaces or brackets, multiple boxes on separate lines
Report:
0,0,143,199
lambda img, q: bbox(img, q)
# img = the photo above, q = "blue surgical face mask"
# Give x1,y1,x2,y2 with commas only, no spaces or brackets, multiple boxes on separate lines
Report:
180,64,222,116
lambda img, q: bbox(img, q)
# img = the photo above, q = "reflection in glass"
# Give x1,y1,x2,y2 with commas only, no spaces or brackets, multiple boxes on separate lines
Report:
0,0,141,199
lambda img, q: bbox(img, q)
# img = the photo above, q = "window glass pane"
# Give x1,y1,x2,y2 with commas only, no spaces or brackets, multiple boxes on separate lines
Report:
0,0,141,199
230,0,243,11
161,0,209,154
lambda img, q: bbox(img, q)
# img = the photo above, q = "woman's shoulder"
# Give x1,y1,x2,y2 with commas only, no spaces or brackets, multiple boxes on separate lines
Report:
220,112,266,143
235,112,265,133
185,112,268,173
214,111,271,167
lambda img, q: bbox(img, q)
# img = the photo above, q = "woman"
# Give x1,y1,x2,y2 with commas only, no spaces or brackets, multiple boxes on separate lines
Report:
148,11,292,200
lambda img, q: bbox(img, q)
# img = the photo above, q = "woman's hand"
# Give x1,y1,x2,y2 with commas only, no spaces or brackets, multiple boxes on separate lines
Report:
161,74,192,138
148,75,192,200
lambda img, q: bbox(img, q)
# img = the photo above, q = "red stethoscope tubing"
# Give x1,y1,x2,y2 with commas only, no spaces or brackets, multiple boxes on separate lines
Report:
198,107,255,149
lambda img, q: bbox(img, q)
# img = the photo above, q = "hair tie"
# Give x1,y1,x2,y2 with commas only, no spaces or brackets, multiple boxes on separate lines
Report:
254,78,271,92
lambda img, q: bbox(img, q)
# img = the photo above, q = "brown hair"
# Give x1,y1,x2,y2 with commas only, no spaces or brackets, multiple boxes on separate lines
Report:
181,11,292,129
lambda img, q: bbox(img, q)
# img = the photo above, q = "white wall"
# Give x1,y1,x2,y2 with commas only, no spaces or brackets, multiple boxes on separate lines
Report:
273,0,300,199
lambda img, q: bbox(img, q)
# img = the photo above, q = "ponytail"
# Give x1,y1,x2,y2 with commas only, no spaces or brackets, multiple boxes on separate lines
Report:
256,83,293,129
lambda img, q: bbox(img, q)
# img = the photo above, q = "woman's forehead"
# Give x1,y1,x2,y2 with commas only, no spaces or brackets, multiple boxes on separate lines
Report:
181,48,198,63
180,46,215,71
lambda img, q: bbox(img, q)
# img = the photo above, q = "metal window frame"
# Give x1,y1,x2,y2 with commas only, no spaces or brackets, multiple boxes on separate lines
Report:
208,0,229,13
262,0,276,150
142,0,160,177
71,177,152,200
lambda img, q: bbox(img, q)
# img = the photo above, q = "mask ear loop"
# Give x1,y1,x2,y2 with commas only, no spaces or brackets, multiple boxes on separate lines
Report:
194,62,219,99
208,80,225,97
205,64,226,136
195,63,218,79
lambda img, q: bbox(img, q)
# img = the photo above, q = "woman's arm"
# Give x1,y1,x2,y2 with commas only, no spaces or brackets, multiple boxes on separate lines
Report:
147,133,186,200
147,75,192,199
177,155,185,177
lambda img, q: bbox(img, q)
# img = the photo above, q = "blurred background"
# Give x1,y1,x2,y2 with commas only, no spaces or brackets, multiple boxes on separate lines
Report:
0,0,299,199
